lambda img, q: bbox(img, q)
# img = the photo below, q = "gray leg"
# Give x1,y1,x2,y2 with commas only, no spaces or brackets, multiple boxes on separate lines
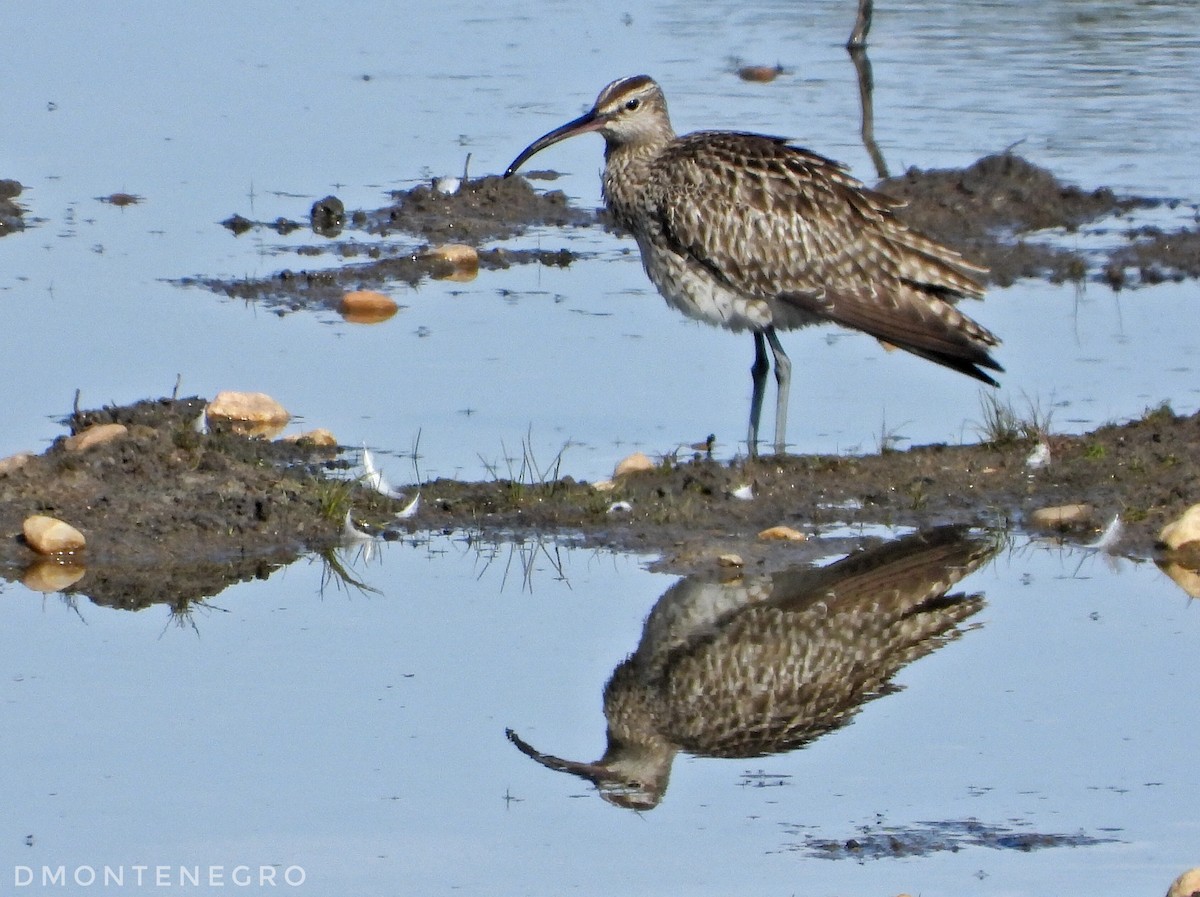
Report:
748,331,770,457
765,327,791,454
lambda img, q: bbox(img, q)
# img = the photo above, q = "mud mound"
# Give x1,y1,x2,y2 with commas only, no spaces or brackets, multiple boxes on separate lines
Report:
878,153,1152,286
1102,225,1200,289
0,397,409,608
0,178,25,236
369,174,593,242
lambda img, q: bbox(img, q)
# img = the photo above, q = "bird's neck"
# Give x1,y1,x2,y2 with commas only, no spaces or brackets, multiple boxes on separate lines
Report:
601,139,666,232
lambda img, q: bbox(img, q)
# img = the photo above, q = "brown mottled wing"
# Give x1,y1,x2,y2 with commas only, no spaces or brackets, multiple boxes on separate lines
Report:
658,527,995,757
647,132,1001,377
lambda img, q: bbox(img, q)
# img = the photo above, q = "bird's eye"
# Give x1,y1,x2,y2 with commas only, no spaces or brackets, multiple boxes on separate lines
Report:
624,98,640,111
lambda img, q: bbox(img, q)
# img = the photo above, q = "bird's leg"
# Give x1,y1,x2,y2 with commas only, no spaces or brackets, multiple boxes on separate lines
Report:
765,327,791,455
748,331,770,457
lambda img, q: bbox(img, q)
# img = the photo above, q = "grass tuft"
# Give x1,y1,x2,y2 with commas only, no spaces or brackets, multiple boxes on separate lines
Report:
974,391,1054,447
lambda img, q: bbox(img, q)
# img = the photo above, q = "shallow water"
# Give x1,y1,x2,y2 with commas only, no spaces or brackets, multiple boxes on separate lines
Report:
3,1,1199,480
2,2,1199,894
2,531,1199,896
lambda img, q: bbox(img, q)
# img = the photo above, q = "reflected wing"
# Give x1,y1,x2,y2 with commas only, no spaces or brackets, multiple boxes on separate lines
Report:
656,527,997,757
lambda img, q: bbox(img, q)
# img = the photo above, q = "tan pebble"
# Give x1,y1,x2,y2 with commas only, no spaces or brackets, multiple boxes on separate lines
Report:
1158,503,1200,551
64,422,128,452
423,243,479,282
339,289,399,323
717,553,744,567
1029,503,1093,529
22,558,87,593
758,525,807,542
1167,867,1200,897
0,452,34,476
423,242,478,265
340,289,397,312
206,391,290,438
1156,560,1200,600
23,515,86,554
434,268,477,284
614,451,654,477
591,478,616,492
281,428,338,447
207,390,290,423
736,64,784,83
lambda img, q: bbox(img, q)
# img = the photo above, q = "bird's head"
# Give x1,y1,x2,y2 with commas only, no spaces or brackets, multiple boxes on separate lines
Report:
504,75,673,177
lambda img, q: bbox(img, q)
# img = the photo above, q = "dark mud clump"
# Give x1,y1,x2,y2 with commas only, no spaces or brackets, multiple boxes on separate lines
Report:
787,815,1119,860
218,174,591,244
1102,225,1200,289
877,153,1153,286
0,179,26,236
367,173,592,242
191,175,588,314
98,192,144,207
0,397,411,609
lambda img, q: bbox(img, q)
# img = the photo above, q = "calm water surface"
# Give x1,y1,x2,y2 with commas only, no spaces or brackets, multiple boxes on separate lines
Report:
2,2,1199,894
2,532,1199,896
2,0,1198,479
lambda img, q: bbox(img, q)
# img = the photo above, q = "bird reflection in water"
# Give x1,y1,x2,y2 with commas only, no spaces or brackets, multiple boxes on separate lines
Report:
506,526,998,810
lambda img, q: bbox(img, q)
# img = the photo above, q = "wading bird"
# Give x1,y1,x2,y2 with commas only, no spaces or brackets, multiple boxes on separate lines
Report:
505,76,1002,455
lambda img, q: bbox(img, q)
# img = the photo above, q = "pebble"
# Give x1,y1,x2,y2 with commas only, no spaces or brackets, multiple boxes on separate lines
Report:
281,428,338,447
717,553,744,568
0,451,33,476
339,289,399,324
205,391,290,437
64,422,128,452
1158,503,1200,551
23,514,86,554
422,243,479,282
758,525,807,542
1157,561,1200,599
736,64,785,83
22,558,87,593
1029,503,1093,530
613,451,654,477
1166,868,1200,897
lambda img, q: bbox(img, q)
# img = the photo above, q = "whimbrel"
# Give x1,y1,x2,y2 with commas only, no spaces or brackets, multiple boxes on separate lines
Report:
506,526,997,810
505,76,1002,455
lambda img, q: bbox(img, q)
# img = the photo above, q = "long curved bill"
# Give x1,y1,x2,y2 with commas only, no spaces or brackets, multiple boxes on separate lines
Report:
504,109,605,177
504,728,607,779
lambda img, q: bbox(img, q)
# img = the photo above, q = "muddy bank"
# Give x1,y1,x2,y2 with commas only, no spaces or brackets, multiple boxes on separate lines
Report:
415,402,1200,574
186,152,1199,315
3,396,1199,608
